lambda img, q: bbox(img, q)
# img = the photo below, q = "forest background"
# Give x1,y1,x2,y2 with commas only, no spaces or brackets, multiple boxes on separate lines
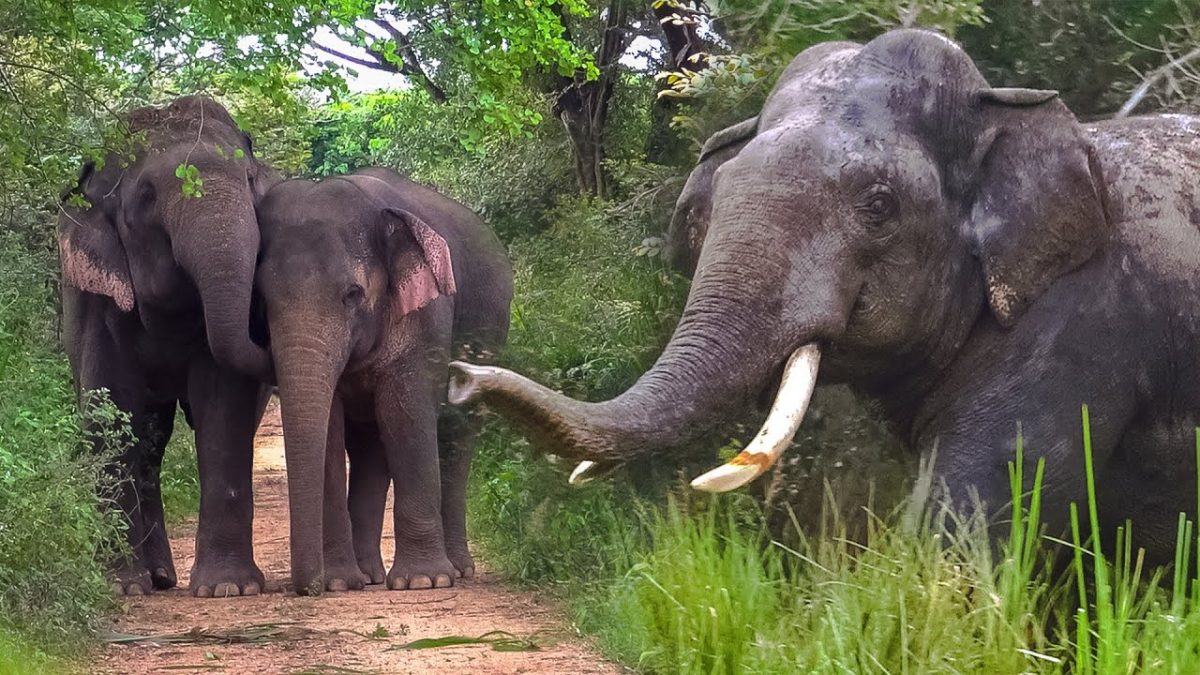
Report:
3,0,1200,671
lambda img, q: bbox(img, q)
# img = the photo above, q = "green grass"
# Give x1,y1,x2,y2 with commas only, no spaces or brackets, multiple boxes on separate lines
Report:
161,411,200,524
479,409,1200,673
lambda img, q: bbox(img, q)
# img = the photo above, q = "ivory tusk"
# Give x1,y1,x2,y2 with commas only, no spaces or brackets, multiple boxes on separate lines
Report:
690,343,821,492
568,460,599,485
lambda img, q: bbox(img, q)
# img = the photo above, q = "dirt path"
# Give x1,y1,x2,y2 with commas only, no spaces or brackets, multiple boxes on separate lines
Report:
95,401,619,674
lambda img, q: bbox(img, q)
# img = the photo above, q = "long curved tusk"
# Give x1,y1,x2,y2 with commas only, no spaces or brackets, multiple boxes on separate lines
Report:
690,343,821,492
568,460,599,485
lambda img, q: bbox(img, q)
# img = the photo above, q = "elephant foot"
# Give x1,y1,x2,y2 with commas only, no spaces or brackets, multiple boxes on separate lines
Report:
143,548,178,590
387,554,456,591
446,545,475,580
324,553,369,592
356,554,387,585
110,565,155,596
141,523,177,590
189,557,265,598
150,565,178,590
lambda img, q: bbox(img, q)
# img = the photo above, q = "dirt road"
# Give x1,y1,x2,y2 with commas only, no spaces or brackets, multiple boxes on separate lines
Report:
94,401,619,674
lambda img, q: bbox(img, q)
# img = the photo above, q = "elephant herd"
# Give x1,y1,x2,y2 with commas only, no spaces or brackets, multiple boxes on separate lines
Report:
61,97,510,595
60,29,1200,598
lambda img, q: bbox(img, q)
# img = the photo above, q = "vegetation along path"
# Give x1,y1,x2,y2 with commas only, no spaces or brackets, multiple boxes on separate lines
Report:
94,401,618,674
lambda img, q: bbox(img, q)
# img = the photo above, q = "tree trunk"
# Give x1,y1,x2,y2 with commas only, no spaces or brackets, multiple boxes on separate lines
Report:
553,0,630,198
646,0,712,165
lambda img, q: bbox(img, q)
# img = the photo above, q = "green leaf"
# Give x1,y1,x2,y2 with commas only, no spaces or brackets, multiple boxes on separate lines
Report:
390,631,539,652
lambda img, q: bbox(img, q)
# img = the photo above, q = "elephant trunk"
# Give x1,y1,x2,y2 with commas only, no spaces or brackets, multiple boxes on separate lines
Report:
450,228,838,466
171,188,273,380
270,321,347,595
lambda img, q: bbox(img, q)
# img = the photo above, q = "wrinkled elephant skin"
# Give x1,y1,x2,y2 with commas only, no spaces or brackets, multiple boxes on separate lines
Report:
59,96,278,595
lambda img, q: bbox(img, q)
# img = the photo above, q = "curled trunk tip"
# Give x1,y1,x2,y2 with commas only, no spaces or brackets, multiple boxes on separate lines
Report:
447,361,498,407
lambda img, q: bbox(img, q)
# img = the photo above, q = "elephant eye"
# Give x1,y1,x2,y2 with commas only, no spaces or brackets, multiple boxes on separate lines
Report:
343,284,365,307
856,184,898,225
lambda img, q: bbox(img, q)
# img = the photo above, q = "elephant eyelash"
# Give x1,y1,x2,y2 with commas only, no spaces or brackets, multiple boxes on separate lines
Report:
343,284,366,306
855,184,899,224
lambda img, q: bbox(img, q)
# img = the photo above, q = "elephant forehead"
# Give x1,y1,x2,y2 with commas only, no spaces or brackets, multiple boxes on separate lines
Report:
761,48,860,129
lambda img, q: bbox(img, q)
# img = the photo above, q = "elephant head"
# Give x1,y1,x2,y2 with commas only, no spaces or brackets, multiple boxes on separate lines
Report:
664,41,863,275
58,95,276,379
255,176,456,593
448,30,1111,490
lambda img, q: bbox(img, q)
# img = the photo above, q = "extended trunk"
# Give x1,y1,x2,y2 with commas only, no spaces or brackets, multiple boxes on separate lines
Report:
271,327,344,595
450,233,803,463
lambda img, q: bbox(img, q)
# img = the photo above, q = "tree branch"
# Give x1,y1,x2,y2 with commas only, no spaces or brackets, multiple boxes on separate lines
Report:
1115,45,1200,118
312,41,399,73
368,18,448,103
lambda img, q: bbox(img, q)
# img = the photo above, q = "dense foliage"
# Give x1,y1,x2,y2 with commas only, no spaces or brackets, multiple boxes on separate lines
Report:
3,0,1200,669
0,231,125,662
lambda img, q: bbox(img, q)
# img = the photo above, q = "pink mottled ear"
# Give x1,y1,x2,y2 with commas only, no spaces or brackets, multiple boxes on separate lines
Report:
381,208,456,317
58,163,135,312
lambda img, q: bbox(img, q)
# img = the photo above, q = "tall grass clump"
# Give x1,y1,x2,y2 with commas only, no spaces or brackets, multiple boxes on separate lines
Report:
0,233,125,658
615,496,788,674
595,410,1200,674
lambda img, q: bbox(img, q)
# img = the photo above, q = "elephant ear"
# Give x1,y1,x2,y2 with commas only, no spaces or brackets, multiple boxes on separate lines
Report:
380,207,457,317
58,161,135,312
963,88,1111,327
698,116,758,161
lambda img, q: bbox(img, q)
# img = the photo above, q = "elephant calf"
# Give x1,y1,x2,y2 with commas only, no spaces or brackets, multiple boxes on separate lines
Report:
256,167,512,594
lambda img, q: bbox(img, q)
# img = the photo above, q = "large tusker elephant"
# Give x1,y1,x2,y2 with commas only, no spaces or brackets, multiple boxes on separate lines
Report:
449,29,1200,564
255,167,512,595
59,95,277,595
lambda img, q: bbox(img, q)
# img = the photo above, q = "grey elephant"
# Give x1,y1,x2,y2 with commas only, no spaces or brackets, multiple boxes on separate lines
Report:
59,96,276,595
449,29,1200,564
255,167,512,595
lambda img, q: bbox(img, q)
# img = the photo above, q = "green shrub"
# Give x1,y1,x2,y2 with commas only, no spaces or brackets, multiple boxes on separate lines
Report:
0,233,124,653
160,411,200,524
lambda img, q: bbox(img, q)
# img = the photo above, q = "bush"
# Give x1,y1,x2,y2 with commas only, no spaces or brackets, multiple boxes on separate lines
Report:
0,232,125,654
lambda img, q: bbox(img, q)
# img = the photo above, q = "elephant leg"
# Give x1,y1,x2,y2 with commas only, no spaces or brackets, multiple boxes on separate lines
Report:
321,394,367,592
924,391,1132,544
73,320,159,595
377,372,456,591
186,354,264,597
438,409,480,579
346,419,389,585
137,401,178,590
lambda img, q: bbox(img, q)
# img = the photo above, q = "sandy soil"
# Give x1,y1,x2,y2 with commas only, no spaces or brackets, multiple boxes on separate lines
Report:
94,400,620,674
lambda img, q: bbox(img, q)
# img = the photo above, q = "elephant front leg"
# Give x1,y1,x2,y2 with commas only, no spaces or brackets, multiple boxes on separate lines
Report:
187,356,265,597
377,375,456,590
73,332,161,595
347,420,389,585
438,410,480,579
321,394,368,592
